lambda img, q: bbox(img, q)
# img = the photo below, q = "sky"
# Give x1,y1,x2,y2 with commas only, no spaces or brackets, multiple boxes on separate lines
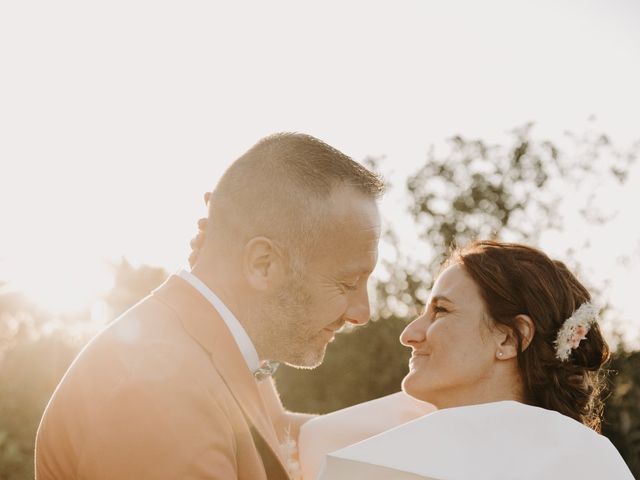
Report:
1,0,639,340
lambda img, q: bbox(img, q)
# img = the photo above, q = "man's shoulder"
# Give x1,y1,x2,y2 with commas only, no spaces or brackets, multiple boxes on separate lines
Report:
92,294,214,376
35,288,245,480
108,293,183,342
49,292,221,403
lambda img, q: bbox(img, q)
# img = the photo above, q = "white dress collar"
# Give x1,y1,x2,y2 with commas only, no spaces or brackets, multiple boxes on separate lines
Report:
316,400,633,479
177,269,261,374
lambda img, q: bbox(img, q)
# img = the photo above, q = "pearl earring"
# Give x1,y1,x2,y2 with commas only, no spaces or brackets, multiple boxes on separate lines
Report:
497,351,504,358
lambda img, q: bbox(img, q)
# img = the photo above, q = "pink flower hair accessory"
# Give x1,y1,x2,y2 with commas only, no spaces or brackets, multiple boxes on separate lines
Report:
554,302,600,361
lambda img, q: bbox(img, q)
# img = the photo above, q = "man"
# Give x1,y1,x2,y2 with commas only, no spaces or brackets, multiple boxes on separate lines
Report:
35,133,383,479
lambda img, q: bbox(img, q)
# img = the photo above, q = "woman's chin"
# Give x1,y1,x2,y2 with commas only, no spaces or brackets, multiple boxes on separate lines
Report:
401,372,431,403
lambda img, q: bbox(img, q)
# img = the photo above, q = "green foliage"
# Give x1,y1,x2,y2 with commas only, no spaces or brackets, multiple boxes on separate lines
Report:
0,287,78,480
0,335,77,480
104,258,168,317
379,123,638,315
275,316,410,414
603,348,640,474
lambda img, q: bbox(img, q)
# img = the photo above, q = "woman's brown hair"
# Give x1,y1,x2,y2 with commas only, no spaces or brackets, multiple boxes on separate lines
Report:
446,240,610,431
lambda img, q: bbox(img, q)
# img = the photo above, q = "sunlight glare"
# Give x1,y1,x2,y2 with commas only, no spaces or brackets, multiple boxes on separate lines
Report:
5,251,113,316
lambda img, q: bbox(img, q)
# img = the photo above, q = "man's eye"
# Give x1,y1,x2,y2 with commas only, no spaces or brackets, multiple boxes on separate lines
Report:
433,306,448,314
341,282,358,291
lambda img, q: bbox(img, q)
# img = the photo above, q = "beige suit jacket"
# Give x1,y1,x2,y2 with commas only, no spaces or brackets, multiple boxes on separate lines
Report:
35,275,291,480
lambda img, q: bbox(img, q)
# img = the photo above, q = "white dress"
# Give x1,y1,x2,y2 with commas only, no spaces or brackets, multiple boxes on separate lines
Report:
299,398,633,480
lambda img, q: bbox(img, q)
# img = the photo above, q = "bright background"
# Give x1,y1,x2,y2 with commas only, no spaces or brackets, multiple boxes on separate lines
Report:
1,0,639,340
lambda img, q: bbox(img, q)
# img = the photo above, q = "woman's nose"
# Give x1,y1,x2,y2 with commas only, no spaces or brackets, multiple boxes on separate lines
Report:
400,315,427,347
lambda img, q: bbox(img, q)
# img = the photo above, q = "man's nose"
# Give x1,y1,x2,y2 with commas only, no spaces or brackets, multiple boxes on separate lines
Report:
344,287,371,326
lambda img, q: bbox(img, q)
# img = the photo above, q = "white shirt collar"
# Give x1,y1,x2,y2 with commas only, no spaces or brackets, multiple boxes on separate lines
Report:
177,269,261,374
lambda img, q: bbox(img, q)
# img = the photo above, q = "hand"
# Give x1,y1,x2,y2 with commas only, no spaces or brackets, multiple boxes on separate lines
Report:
188,192,210,268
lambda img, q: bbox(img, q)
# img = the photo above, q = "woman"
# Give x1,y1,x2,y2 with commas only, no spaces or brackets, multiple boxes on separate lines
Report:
306,241,632,479
401,240,608,424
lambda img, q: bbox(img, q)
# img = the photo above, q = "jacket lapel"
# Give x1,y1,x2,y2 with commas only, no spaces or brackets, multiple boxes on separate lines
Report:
153,275,291,479
250,427,292,480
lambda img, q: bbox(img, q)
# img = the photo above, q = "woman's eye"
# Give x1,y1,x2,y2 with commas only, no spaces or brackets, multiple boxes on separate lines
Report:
433,306,448,314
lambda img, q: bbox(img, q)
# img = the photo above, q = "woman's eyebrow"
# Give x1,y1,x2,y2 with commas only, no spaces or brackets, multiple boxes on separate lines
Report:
431,295,454,304
422,295,453,315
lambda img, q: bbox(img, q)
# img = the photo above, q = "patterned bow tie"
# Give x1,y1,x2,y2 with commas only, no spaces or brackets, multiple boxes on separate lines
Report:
253,361,280,381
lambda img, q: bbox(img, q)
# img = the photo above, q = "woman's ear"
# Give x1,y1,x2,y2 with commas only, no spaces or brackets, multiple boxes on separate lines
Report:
242,237,287,291
514,314,535,352
495,314,535,360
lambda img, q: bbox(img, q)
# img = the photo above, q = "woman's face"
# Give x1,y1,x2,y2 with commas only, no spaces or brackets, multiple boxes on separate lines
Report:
400,263,500,408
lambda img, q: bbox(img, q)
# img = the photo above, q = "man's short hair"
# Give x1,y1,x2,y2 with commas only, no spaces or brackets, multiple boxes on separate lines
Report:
207,132,384,268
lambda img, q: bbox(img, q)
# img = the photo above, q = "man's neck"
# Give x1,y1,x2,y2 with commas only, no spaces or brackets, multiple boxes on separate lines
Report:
190,264,264,359
192,265,239,312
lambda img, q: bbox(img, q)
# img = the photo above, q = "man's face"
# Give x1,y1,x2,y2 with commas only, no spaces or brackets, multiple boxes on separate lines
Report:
263,187,381,368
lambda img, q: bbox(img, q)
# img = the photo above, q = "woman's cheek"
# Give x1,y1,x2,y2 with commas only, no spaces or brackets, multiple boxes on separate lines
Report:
425,320,444,344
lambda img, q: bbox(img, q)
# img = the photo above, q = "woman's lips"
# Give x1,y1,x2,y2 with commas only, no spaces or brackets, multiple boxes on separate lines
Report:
409,353,429,366
411,352,430,358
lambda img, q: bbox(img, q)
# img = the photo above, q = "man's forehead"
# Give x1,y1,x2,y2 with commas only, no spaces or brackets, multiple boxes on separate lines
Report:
313,212,380,256
324,186,380,224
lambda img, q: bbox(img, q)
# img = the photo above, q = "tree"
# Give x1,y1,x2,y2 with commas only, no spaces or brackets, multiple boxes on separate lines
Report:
0,286,78,480
603,348,640,474
379,122,638,315
103,258,168,317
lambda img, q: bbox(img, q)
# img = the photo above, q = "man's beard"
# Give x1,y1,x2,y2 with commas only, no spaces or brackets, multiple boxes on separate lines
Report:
257,278,328,368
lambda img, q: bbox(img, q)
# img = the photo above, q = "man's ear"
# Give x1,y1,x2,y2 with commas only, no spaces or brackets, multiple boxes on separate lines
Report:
242,237,286,291
495,314,535,360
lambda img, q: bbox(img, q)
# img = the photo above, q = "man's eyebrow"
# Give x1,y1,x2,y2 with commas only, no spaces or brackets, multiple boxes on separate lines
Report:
337,265,374,277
